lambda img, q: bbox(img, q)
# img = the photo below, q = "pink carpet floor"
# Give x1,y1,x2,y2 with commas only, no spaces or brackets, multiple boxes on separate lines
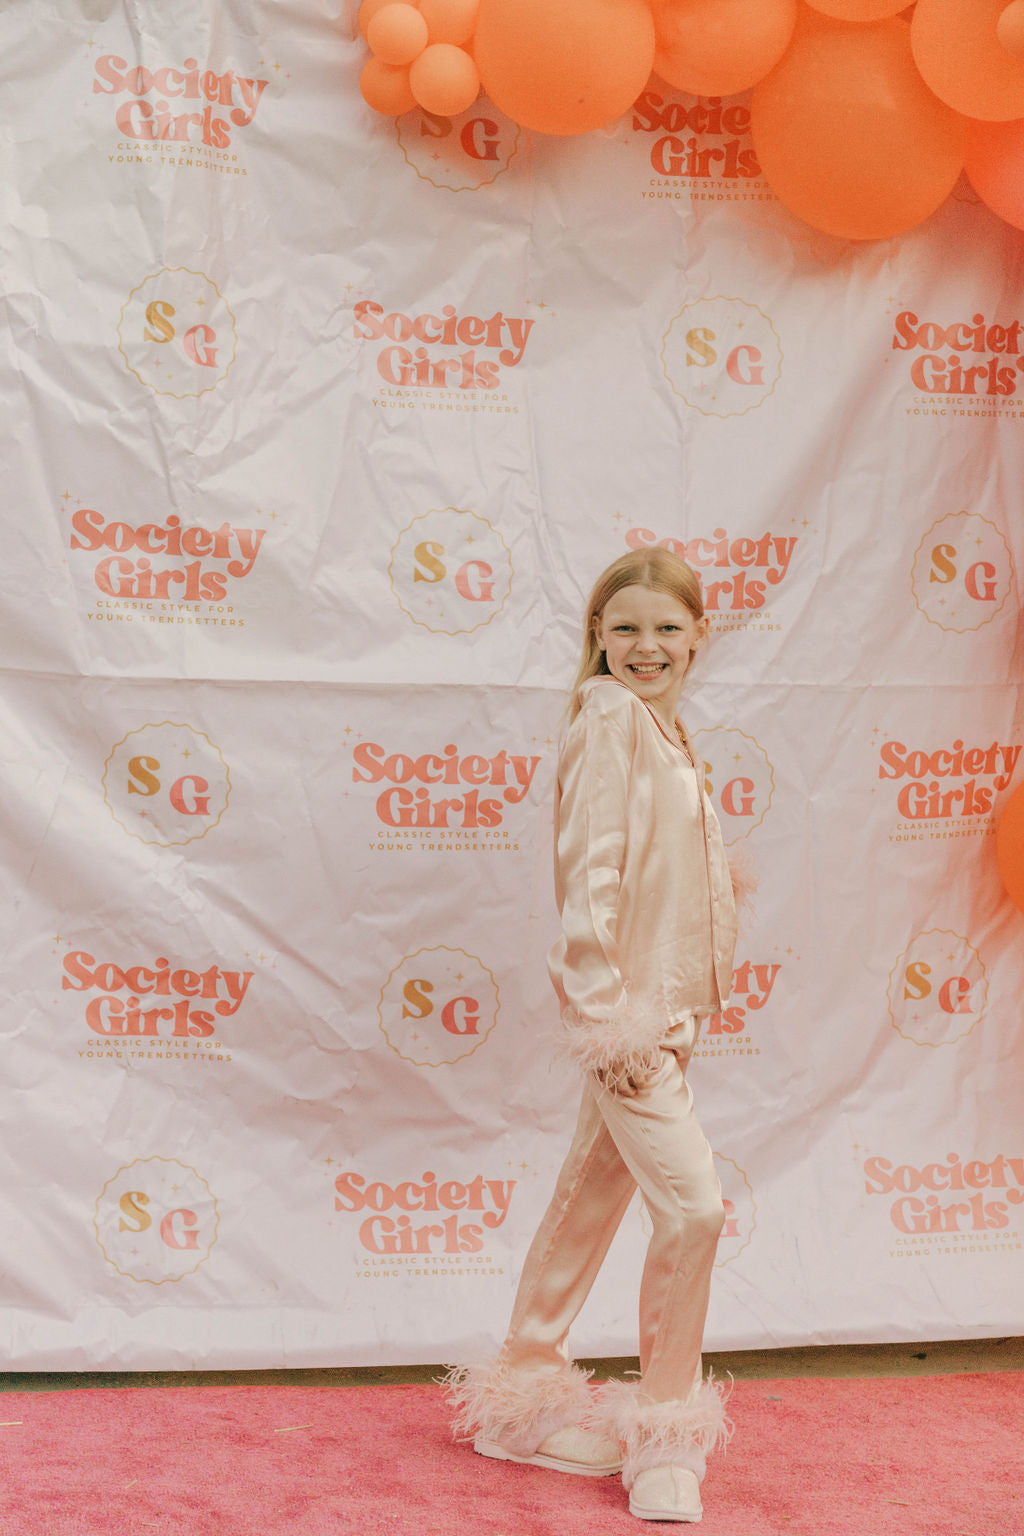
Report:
0,1371,1019,1536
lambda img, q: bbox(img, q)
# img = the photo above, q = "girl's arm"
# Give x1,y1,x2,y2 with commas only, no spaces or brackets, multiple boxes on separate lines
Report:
548,690,667,1090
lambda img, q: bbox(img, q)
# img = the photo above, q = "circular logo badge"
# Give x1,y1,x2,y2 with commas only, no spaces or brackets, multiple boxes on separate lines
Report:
118,267,237,396
94,1156,219,1283
396,99,520,190
887,929,988,1048
692,728,774,845
911,512,1014,633
103,722,230,846
378,945,499,1066
389,507,512,634
661,296,781,417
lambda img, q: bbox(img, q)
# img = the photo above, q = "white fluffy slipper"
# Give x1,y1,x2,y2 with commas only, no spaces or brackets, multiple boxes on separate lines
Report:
628,1465,704,1522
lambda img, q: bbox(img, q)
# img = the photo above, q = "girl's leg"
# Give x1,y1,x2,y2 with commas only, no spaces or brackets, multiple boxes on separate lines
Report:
587,1019,729,1488
444,1084,638,1457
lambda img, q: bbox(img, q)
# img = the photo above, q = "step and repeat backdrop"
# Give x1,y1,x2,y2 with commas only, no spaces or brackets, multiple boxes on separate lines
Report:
1,0,1022,1369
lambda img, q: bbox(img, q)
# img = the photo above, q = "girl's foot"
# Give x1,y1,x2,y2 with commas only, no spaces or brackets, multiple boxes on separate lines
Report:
473,1424,622,1475
628,1465,703,1522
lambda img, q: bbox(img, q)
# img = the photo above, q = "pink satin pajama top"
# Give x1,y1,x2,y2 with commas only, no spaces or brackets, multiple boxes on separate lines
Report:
547,675,738,1077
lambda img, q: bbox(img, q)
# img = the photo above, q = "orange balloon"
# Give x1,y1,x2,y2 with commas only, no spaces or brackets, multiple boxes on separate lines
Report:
966,117,1024,229
410,43,481,112
750,16,967,238
651,0,796,96
420,0,480,45
359,0,413,37
912,0,1024,120
996,781,1024,914
805,0,906,17
367,3,430,65
997,0,1024,59
474,0,655,135
360,56,418,113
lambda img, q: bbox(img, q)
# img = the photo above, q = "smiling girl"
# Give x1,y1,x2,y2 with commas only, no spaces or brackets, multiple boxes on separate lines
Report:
445,549,739,1524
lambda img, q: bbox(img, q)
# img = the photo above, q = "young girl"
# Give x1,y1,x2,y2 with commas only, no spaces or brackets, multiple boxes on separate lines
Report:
444,548,739,1524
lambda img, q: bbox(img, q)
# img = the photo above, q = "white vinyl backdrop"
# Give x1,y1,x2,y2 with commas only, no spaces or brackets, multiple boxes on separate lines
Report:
0,0,1022,1368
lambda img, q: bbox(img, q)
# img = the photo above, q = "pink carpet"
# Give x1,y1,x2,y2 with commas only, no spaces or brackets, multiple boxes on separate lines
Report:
0,1372,1019,1535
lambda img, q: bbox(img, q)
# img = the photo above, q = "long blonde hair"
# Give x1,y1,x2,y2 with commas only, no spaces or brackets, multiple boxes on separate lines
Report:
568,548,705,721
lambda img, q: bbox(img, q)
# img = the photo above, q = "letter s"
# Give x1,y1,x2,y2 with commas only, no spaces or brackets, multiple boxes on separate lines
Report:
144,300,176,344
685,327,716,368
334,1171,367,1213
119,1191,152,1233
413,541,446,583
928,543,957,584
128,755,161,797
903,961,931,1002
402,979,434,1019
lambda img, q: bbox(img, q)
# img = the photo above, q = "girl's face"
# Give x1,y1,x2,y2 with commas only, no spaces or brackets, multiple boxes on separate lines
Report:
594,583,707,726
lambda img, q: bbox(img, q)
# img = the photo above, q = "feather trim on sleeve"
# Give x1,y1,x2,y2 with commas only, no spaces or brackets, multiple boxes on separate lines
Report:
726,845,759,916
559,997,685,1088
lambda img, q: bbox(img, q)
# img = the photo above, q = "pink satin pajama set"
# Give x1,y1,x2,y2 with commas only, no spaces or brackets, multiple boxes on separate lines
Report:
448,675,739,1487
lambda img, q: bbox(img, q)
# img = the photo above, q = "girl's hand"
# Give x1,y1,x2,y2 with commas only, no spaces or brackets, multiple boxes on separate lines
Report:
594,1059,650,1097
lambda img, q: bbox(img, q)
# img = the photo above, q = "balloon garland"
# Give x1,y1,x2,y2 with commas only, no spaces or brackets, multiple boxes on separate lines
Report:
357,0,1024,241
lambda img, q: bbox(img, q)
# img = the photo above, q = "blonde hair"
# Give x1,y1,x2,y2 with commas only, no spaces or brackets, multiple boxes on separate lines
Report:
568,548,705,721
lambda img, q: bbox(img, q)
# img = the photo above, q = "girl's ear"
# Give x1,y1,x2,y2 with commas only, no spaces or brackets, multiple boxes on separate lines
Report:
592,613,606,652
693,615,710,649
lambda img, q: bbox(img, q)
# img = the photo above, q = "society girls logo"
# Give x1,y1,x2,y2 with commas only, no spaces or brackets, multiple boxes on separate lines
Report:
118,269,237,397
104,723,230,846
92,51,268,173
879,733,1019,841
334,1167,516,1257
625,524,796,631
354,297,533,410
389,507,512,633
892,308,1024,419
64,947,250,1058
887,930,988,1048
662,298,782,417
67,498,263,628
864,1151,1024,1244
353,735,540,848
94,1157,219,1283
691,729,774,846
628,91,769,205
697,958,782,1059
378,946,498,1067
911,512,1015,633
395,103,520,191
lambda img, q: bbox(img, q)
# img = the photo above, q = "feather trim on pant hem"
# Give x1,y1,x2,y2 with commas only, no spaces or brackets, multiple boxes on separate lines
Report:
438,1358,594,1459
585,1374,732,1488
